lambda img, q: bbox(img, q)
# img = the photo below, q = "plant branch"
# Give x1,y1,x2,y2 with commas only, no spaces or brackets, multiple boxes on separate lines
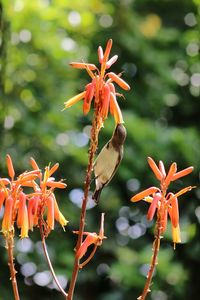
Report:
138,219,162,300
6,234,20,300
39,222,68,299
67,114,100,300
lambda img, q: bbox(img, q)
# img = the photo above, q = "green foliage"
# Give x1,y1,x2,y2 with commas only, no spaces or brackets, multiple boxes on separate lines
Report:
0,0,200,299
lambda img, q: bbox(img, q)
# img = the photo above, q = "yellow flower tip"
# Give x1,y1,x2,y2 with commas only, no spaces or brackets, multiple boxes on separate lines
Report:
58,212,68,230
172,225,181,247
64,91,86,109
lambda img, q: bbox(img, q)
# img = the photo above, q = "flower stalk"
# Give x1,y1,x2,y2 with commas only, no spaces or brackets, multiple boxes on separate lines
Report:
131,157,194,300
6,234,20,300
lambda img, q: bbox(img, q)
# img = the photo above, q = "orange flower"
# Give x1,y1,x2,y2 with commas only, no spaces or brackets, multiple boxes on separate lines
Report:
64,39,130,125
74,213,106,269
131,157,194,246
0,155,68,238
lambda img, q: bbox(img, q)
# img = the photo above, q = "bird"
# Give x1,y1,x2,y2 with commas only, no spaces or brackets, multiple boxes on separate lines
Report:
92,123,127,203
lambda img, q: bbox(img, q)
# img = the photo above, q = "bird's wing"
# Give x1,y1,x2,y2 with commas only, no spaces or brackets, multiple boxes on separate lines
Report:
94,143,121,189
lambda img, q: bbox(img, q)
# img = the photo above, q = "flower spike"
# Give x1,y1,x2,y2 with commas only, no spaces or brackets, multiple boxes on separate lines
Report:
64,39,130,125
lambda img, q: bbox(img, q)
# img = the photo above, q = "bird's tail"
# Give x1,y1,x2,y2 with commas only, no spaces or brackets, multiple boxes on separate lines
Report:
92,189,102,203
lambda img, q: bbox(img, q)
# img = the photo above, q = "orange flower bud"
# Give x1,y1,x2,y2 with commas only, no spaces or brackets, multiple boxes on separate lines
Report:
171,166,194,181
20,205,29,238
83,82,95,115
102,39,112,64
70,62,96,70
159,160,166,178
6,154,15,180
131,187,159,202
170,195,179,228
28,196,39,230
46,181,67,189
100,84,110,119
106,55,118,69
17,192,27,228
147,157,163,181
164,162,177,187
98,46,104,64
110,92,124,124
147,193,161,221
76,233,98,260
161,208,168,233
2,196,14,234
49,163,59,177
30,157,40,170
47,196,54,230
107,72,130,90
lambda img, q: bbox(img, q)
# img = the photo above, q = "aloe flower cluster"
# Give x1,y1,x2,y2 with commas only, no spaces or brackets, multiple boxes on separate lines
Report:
131,157,194,246
1,155,68,239
64,39,130,126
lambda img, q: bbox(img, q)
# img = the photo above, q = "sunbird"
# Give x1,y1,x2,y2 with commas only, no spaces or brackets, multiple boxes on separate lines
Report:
92,123,127,203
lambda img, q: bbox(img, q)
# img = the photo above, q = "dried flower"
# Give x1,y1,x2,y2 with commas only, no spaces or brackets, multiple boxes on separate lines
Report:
64,39,130,126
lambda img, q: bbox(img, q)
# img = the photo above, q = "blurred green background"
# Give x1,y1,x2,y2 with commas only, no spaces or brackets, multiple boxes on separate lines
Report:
0,0,200,299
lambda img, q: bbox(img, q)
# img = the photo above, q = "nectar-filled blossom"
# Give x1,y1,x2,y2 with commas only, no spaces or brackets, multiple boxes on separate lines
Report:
0,155,68,239
64,39,130,126
131,157,194,247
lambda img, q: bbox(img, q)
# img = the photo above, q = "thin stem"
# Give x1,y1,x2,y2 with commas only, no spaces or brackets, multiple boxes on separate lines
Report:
6,235,20,300
138,222,161,300
67,115,100,300
39,223,68,298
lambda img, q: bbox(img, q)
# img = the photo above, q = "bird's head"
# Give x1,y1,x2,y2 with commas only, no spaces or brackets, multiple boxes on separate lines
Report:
113,123,127,146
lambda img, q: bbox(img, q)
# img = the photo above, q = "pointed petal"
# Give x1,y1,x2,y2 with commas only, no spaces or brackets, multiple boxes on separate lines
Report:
20,205,29,238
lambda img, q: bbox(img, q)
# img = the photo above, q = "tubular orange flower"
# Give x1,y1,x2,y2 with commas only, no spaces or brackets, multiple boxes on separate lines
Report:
131,157,194,245
2,196,14,235
64,39,131,125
